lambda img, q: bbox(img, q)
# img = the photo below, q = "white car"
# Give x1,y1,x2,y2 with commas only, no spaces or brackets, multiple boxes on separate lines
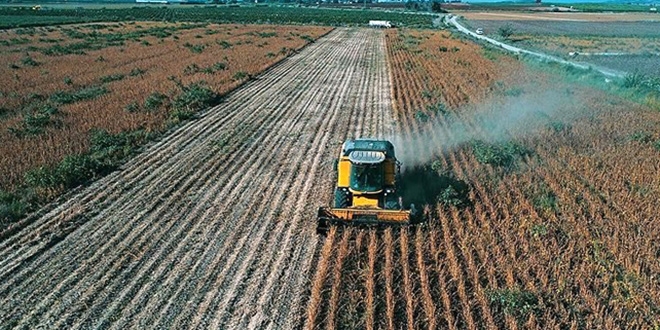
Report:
475,28,484,35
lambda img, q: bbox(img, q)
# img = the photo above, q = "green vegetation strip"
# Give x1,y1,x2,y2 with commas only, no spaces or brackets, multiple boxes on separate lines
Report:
0,6,432,29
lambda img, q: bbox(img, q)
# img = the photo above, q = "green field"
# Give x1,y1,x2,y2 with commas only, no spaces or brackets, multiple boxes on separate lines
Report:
0,5,434,29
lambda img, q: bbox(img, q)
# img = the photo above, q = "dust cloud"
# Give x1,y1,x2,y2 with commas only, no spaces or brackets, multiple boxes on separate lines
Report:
388,87,584,170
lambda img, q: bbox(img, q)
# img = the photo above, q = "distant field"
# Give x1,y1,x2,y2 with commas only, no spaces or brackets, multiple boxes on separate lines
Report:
509,35,660,54
585,55,660,77
461,14,660,76
0,6,433,29
463,20,660,37
460,11,660,22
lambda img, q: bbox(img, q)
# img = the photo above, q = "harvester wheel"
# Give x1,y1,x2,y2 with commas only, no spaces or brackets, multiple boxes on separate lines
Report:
317,218,328,236
334,189,349,208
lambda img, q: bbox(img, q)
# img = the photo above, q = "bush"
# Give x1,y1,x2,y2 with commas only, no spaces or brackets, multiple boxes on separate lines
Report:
124,102,139,113
630,131,652,143
183,42,205,53
414,110,429,123
232,71,249,81
498,24,515,39
50,86,108,104
21,56,40,67
0,190,27,225
431,1,447,13
184,64,201,75
548,121,571,133
258,31,277,38
533,190,558,214
24,129,152,196
428,101,448,116
129,68,146,76
170,81,220,123
99,74,125,84
623,72,647,88
216,40,232,49
64,76,73,85
487,289,539,323
300,35,314,43
89,129,150,169
144,92,168,111
399,163,471,211
471,140,531,167
25,154,100,192
200,62,227,74
211,62,227,71
9,104,59,137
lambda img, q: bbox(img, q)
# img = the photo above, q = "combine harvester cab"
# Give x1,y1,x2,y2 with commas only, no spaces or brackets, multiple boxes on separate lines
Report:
317,139,416,234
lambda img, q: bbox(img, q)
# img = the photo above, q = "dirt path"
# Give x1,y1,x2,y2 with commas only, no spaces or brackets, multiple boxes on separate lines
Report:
0,27,395,330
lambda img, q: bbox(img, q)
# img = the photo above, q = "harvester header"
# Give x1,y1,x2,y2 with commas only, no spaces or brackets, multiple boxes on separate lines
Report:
317,139,415,233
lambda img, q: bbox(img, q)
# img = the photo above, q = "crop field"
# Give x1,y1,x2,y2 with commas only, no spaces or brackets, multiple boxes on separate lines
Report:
505,35,660,55
495,35,660,77
460,11,660,23
0,6,433,29
463,20,660,38
1,16,660,330
586,55,660,78
0,22,330,214
305,29,660,329
0,27,396,329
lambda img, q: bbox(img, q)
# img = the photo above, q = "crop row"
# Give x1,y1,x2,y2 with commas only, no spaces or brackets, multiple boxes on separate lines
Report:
305,28,660,329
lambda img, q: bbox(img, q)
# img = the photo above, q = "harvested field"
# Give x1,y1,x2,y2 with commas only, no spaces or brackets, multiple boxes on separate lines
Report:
461,16,660,76
460,11,660,22
0,28,394,329
493,34,660,76
464,20,660,37
0,22,330,192
586,55,660,77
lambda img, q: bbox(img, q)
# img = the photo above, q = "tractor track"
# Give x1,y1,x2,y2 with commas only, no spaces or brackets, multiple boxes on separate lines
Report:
0,28,394,329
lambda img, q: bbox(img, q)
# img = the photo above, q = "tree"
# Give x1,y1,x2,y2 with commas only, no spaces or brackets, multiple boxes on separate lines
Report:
431,1,447,13
498,24,515,39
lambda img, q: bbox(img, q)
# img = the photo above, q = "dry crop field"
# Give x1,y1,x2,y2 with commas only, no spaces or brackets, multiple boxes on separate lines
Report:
305,29,660,329
0,22,330,192
1,22,660,330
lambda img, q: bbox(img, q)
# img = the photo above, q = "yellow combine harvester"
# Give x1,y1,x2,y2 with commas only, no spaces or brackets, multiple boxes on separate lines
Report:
317,139,416,233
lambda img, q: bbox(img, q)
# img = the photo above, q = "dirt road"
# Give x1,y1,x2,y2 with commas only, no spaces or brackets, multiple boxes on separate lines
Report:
0,28,395,329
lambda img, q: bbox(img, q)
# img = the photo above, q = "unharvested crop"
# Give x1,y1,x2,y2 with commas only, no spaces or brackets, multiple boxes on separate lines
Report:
305,27,660,329
0,23,330,224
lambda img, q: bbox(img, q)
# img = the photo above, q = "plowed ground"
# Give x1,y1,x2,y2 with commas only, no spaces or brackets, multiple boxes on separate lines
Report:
0,28,395,329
